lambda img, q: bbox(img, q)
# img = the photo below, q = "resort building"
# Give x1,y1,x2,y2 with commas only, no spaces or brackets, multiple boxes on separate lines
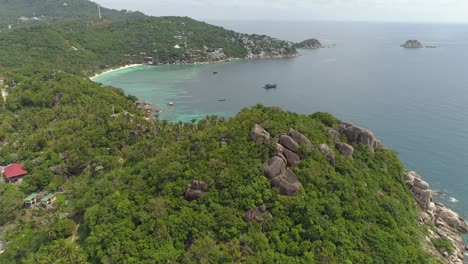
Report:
24,193,39,207
2,163,28,184
40,194,57,208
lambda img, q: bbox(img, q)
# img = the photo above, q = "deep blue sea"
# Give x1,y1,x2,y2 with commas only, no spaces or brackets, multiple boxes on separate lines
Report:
93,21,468,230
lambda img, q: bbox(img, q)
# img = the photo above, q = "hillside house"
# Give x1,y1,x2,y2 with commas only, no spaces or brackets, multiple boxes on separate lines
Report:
0,76,4,84
24,193,39,207
2,163,28,184
40,194,57,207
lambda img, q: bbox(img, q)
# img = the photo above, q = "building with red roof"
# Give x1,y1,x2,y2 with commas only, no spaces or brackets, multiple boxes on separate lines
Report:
2,163,28,184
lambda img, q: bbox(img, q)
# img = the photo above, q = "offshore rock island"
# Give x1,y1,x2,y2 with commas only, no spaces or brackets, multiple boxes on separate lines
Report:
0,0,466,263
401,40,424,48
294,38,324,49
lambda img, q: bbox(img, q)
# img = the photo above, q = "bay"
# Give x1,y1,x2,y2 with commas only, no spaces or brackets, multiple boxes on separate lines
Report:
93,21,468,228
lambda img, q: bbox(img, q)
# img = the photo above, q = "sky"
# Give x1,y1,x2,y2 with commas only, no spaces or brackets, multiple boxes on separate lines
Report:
93,0,468,23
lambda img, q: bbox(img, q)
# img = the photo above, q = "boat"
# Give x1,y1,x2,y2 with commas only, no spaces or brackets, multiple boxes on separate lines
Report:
168,101,174,106
218,99,226,102
213,71,218,74
264,83,277,89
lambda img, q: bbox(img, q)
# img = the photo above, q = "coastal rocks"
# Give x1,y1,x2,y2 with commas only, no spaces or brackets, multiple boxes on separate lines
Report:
338,123,380,151
405,171,468,263
294,38,323,49
335,142,354,158
271,169,302,196
288,129,314,149
135,101,159,117
401,40,423,48
435,205,468,233
250,124,271,144
279,135,299,153
244,204,273,222
405,171,433,211
319,144,336,166
185,180,208,201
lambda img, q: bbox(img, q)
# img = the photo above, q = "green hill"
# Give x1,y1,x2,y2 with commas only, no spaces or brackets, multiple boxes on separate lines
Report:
0,71,435,262
0,0,461,263
0,17,296,76
0,0,144,26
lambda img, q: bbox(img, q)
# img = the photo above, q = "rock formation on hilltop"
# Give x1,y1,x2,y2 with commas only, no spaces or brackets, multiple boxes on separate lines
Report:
401,40,423,48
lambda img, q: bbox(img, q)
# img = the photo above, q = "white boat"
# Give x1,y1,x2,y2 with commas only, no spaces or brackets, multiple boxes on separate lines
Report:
168,101,174,106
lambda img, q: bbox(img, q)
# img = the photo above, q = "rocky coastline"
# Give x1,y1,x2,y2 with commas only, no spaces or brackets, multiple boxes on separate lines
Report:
405,171,467,263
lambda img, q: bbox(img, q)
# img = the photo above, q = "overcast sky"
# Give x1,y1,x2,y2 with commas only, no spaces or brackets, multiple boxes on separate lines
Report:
93,0,468,23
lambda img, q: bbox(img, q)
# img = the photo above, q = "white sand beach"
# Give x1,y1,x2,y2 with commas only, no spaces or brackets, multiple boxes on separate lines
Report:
90,64,143,80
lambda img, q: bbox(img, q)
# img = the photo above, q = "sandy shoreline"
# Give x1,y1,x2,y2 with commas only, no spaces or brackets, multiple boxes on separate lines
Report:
90,64,143,80
89,53,300,81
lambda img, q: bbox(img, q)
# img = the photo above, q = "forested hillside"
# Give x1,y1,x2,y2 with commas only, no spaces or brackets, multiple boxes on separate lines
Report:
0,70,435,262
0,0,296,76
0,0,460,263
0,0,144,26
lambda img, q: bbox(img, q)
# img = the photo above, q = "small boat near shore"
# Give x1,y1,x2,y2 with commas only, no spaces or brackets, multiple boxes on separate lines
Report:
264,83,277,89
168,101,174,106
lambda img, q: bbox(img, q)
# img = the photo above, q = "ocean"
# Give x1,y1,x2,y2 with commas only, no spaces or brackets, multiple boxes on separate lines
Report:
93,21,468,229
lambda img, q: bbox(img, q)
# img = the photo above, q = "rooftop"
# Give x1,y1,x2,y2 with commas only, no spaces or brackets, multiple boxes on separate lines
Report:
24,193,38,202
4,163,28,179
40,194,56,202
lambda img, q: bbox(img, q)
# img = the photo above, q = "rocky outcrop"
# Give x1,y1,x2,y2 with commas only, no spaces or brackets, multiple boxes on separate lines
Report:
253,126,311,196
279,135,299,153
338,123,380,151
264,156,286,180
135,101,159,117
271,169,302,196
264,154,301,195
244,204,273,222
52,93,62,107
288,129,314,149
49,165,66,175
250,124,271,144
294,39,323,49
405,171,468,263
326,128,341,142
401,40,423,48
319,144,336,166
335,142,354,158
185,180,208,201
282,148,301,167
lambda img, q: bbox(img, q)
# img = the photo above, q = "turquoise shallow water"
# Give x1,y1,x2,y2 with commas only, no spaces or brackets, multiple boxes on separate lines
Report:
93,21,468,232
